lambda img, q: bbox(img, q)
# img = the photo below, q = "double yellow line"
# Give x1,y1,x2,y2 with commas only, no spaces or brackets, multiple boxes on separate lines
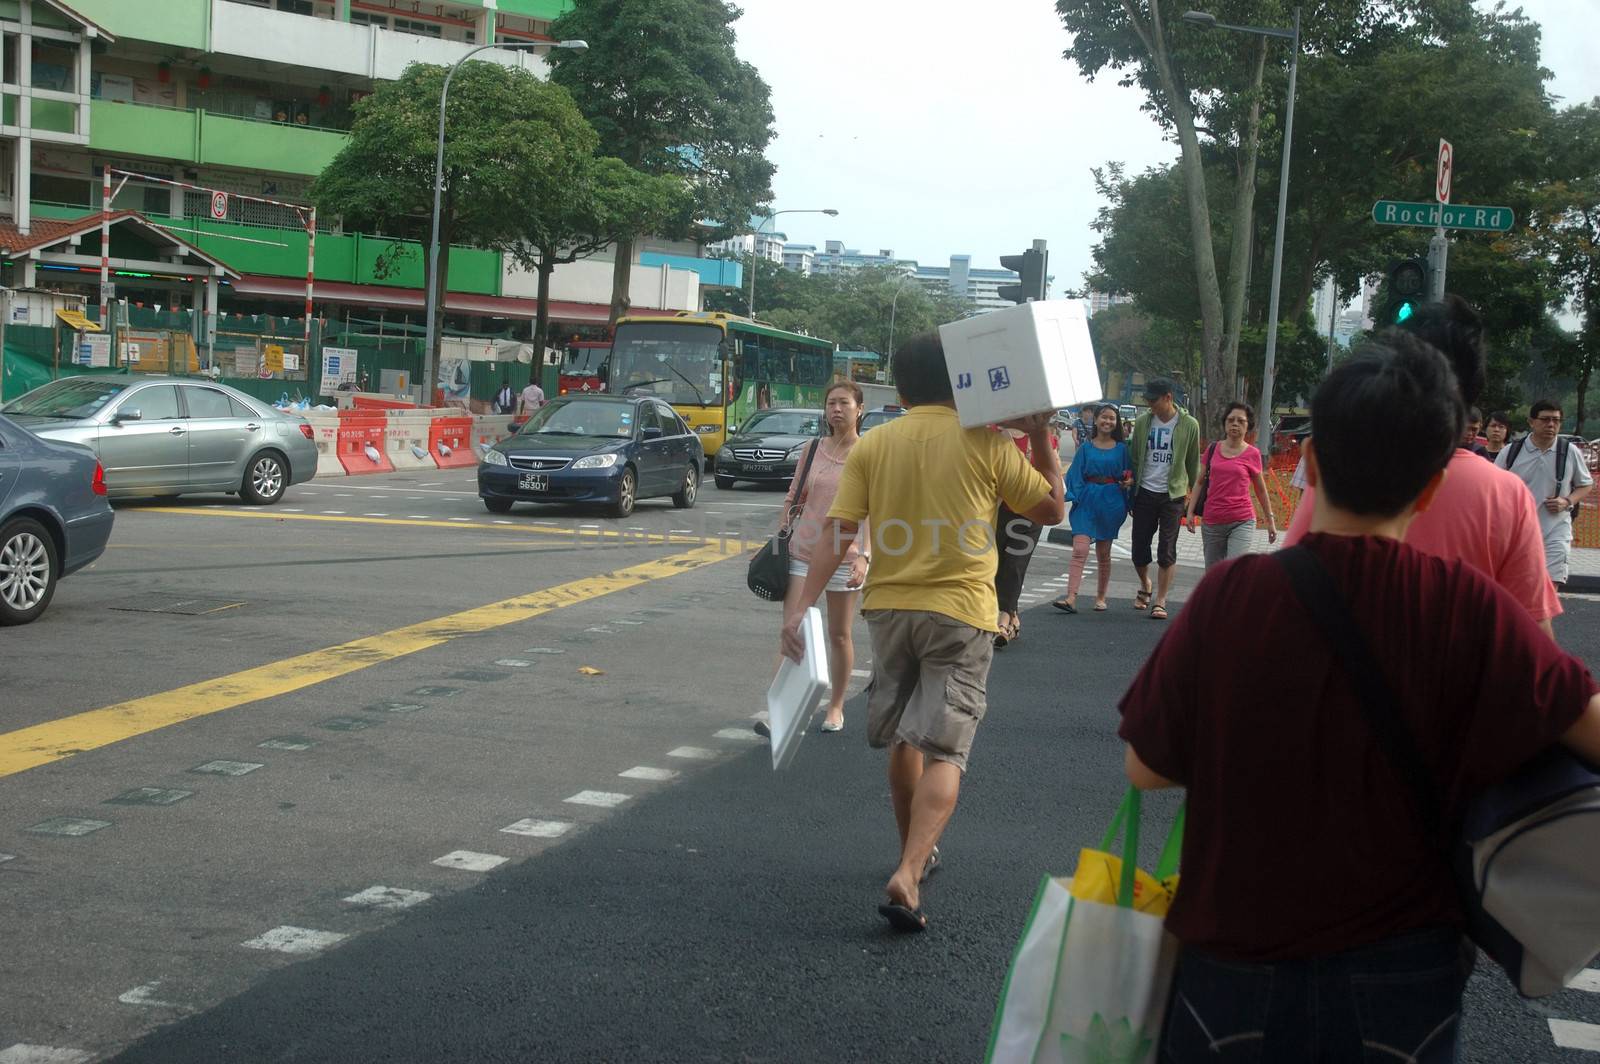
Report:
0,541,739,780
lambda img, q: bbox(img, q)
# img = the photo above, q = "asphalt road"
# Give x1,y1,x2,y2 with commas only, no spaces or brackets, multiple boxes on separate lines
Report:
1,467,1596,1062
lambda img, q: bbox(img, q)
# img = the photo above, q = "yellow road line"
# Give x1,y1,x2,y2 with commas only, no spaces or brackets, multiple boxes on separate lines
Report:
0,542,739,780
128,506,732,546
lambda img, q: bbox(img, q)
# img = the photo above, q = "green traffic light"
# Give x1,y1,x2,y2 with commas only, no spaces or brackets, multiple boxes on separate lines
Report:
1395,301,1415,323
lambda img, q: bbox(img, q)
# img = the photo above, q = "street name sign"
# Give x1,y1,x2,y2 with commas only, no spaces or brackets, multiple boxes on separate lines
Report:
1371,200,1513,232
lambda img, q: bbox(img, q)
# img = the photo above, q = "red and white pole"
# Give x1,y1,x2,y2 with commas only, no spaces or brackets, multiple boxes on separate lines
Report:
304,208,316,348
99,165,111,327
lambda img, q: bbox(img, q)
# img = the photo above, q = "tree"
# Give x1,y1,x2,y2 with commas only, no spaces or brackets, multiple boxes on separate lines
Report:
549,0,777,323
510,158,694,356
1057,0,1494,430
312,62,598,363
1523,100,1600,430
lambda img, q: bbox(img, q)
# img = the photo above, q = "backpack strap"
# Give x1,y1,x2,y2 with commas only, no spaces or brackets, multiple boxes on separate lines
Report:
1555,435,1571,490
1505,436,1525,470
1273,546,1447,849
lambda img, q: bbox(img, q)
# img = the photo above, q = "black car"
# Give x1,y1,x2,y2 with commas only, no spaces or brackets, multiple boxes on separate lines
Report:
712,408,824,490
0,413,115,625
477,395,703,518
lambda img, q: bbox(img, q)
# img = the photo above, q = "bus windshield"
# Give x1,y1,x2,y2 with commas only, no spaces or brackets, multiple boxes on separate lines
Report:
610,322,723,407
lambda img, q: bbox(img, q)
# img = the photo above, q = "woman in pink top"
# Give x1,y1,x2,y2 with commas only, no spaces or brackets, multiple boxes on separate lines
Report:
1184,401,1277,568
777,380,870,732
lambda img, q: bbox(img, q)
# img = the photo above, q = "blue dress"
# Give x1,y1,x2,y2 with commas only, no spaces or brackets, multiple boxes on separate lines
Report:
1067,441,1133,541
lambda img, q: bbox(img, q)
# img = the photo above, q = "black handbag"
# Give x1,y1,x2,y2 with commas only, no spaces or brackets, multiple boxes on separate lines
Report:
747,440,821,601
1192,442,1217,518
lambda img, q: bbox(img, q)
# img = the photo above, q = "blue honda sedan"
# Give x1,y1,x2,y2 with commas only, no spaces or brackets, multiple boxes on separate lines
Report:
0,412,115,625
477,395,703,518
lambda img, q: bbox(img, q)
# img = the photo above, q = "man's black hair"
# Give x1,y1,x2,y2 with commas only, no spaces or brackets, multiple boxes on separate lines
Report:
1393,293,1486,407
892,332,954,406
1530,398,1562,420
1487,410,1511,428
1311,331,1462,517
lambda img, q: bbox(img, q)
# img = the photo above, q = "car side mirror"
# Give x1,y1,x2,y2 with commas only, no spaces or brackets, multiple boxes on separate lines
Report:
113,409,142,423
642,426,663,440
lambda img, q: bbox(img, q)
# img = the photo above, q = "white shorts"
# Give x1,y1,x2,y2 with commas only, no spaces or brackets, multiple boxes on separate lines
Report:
790,557,862,593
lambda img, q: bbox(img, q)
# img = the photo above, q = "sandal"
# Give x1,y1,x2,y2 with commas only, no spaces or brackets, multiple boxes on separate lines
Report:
1052,596,1077,614
1150,604,1169,621
1134,589,1151,611
1093,601,1108,612
994,613,1019,648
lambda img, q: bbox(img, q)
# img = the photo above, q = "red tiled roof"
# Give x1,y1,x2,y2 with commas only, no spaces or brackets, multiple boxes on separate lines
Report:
0,211,239,278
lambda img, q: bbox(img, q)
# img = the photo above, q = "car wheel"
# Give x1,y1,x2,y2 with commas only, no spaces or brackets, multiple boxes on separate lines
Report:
672,463,699,509
484,497,513,514
0,516,59,626
714,474,735,490
611,467,637,518
241,451,288,505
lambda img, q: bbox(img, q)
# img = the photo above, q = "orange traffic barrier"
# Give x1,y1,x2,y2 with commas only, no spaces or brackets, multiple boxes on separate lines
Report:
428,416,475,469
336,412,394,475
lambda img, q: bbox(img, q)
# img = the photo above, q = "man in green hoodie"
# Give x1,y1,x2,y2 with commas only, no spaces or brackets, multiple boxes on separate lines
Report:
1129,378,1201,620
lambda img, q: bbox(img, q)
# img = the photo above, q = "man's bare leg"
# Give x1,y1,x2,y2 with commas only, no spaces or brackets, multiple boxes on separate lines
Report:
888,741,923,849
885,754,961,914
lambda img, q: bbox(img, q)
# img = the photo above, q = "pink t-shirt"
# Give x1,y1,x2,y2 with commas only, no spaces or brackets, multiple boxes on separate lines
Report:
1202,443,1262,525
783,439,865,565
1284,448,1561,622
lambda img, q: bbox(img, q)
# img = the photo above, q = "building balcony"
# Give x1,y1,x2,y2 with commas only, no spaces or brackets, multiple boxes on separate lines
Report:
88,100,347,178
67,0,554,82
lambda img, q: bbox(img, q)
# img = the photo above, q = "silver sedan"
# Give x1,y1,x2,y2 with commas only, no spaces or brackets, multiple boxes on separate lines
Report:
2,376,318,504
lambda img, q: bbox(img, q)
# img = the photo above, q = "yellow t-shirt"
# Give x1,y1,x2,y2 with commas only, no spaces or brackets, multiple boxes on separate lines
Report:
827,405,1053,631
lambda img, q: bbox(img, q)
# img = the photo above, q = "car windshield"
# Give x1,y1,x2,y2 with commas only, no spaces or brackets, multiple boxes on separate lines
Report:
4,377,127,418
740,410,821,436
860,411,899,431
519,399,636,439
609,322,722,407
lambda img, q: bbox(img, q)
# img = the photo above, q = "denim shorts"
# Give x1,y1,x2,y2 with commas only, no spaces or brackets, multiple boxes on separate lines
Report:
1161,926,1474,1062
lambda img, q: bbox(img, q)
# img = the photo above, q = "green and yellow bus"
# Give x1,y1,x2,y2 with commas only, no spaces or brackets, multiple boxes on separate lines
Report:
607,311,837,460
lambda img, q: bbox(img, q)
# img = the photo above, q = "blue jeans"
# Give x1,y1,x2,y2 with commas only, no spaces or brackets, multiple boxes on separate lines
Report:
1161,927,1475,1063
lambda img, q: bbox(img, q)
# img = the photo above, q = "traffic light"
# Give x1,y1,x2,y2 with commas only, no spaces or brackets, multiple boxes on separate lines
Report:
998,242,1049,304
1383,257,1428,324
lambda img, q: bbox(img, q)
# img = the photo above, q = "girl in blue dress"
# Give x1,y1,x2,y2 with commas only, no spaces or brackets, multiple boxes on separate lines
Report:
1053,404,1133,613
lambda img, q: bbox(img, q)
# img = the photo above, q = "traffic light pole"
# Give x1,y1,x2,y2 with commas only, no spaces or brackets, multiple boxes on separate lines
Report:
1255,6,1299,460
1428,229,1448,301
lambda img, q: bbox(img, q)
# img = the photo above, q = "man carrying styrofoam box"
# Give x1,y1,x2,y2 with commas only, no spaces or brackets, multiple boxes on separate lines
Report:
937,300,1105,428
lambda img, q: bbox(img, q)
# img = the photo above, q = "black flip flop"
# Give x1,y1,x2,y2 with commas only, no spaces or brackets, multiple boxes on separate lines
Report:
1052,597,1077,614
878,903,928,933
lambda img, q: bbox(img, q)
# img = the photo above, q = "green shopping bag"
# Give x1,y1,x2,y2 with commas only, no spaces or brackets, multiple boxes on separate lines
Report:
985,788,1184,1064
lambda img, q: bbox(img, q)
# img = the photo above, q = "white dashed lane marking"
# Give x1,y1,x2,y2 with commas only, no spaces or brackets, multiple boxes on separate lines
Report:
500,819,574,838
1572,969,1600,992
240,926,348,955
851,669,872,678
433,850,508,872
715,728,764,742
344,886,432,911
1550,1019,1600,1050
117,982,180,1008
619,766,678,781
668,746,719,760
563,790,630,808
0,1046,94,1063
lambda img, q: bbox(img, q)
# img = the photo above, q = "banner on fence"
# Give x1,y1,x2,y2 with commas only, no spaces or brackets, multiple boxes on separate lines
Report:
321,346,358,395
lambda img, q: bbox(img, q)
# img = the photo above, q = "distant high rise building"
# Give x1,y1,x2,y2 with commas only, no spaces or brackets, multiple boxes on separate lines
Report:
797,240,916,276
914,254,1026,311
1085,290,1133,317
782,244,817,275
709,229,787,264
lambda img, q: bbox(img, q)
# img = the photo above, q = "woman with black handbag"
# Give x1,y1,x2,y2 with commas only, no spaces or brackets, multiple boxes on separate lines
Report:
755,381,869,734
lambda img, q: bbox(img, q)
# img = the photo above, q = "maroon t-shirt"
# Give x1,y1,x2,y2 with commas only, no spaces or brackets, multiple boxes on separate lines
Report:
1118,533,1596,962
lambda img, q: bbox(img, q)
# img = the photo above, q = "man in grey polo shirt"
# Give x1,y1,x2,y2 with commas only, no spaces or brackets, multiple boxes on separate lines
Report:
1497,398,1594,588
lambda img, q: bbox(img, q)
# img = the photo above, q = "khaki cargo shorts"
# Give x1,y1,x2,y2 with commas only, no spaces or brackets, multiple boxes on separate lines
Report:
862,609,994,773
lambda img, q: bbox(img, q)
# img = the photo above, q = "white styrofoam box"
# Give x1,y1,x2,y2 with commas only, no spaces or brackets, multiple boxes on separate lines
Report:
938,300,1103,428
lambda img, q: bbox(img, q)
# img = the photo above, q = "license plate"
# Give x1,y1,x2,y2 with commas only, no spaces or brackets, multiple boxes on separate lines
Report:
519,472,548,491
747,463,774,473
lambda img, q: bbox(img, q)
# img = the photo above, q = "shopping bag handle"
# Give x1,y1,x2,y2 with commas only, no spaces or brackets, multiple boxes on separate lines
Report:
1097,787,1186,908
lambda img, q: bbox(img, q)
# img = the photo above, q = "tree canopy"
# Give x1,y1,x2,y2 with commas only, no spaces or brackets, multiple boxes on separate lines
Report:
549,0,777,321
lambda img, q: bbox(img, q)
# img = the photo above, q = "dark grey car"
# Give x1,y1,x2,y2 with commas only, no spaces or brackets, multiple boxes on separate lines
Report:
2,376,318,504
0,413,115,625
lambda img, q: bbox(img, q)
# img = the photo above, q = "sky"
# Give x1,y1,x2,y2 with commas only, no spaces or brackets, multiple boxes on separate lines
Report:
731,0,1600,295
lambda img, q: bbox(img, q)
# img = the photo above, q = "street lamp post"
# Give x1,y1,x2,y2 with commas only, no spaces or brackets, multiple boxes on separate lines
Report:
420,39,587,406
887,276,913,360
1183,8,1299,456
746,207,838,318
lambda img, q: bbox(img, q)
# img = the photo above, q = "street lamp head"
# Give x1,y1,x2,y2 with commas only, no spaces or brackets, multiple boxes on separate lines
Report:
1181,10,1218,26
555,39,589,51
822,208,840,216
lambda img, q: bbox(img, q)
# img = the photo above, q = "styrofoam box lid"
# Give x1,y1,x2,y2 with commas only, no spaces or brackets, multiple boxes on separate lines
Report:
767,607,828,771
938,300,1104,428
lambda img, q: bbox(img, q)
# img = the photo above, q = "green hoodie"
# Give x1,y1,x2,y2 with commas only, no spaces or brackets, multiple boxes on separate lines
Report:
1129,405,1202,499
